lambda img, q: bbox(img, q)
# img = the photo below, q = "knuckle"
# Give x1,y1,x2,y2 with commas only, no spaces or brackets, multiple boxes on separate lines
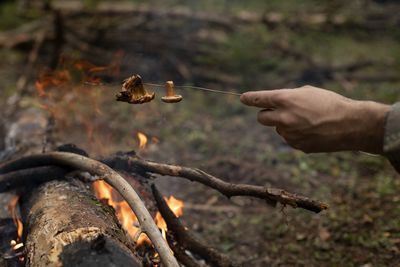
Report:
253,96,261,105
300,85,314,90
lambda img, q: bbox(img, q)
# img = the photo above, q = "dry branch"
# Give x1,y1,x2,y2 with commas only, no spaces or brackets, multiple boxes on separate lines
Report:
166,234,200,267
0,152,179,267
104,155,328,213
0,166,67,193
152,185,237,267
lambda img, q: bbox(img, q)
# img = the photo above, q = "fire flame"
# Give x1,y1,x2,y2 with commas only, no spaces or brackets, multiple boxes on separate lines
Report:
137,132,148,150
7,196,23,241
33,55,124,155
93,180,183,245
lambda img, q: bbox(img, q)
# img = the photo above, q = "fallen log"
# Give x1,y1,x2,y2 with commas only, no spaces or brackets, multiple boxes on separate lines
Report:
20,179,141,267
0,108,146,266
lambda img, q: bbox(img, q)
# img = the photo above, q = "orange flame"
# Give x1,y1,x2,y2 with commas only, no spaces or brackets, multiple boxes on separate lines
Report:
35,69,71,97
154,196,184,240
7,196,23,241
93,180,183,245
137,132,148,150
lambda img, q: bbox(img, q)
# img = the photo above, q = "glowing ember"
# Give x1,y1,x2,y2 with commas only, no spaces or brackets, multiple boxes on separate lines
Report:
137,132,148,150
7,196,23,241
10,240,24,250
93,180,184,245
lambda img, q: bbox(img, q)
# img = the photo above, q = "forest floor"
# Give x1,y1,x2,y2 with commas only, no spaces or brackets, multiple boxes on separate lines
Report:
1,1,400,266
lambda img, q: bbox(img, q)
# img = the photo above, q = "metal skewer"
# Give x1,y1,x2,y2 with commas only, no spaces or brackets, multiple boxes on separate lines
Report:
84,81,242,96
144,83,242,96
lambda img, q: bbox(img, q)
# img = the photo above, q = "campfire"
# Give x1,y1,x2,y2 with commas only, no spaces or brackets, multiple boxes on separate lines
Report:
0,57,327,267
93,179,184,245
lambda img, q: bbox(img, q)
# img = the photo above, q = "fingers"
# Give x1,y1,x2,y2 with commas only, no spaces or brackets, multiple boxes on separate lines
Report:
240,90,287,108
257,109,281,126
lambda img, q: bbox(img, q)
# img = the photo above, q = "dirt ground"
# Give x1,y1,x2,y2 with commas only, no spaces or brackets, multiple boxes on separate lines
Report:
1,1,400,266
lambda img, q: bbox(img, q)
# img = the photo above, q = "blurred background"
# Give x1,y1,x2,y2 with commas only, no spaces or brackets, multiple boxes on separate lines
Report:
1,0,400,266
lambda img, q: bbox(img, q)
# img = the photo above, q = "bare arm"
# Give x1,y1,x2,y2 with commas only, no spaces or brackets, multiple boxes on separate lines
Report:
240,85,390,154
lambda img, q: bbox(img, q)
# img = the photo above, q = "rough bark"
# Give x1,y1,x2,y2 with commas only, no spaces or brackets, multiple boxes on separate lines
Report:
19,178,141,267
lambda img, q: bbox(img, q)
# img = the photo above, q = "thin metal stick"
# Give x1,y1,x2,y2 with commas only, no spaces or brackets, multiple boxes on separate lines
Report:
84,81,242,96
144,83,242,96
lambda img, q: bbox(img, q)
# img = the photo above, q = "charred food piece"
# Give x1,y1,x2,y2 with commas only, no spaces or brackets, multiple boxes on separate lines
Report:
161,81,182,103
116,74,155,104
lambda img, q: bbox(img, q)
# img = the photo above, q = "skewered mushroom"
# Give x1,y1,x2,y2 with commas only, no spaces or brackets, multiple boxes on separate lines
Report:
116,74,155,104
161,81,182,103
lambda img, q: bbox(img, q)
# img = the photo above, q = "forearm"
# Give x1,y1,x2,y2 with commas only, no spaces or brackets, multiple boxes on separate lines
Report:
383,102,400,172
351,100,390,154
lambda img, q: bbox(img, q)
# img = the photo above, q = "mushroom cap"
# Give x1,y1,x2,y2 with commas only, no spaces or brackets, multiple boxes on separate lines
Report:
130,92,156,104
117,74,156,104
116,91,131,102
161,95,183,103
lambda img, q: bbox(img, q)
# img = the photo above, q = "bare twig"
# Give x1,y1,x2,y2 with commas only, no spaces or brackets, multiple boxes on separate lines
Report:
0,152,179,267
104,155,328,213
152,185,237,267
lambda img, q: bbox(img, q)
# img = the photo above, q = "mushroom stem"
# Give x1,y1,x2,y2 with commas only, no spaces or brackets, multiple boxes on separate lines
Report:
166,81,174,96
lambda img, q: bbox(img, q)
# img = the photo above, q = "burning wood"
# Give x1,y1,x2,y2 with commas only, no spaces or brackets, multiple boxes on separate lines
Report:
7,196,24,263
0,152,180,267
0,148,327,266
20,179,142,267
152,185,236,267
7,196,23,241
93,179,184,246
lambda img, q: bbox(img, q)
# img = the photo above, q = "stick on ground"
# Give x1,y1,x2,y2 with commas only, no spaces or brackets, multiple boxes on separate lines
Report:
105,155,328,213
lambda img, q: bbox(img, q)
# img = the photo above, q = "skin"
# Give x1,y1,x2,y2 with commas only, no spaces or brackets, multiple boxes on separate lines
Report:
240,85,391,154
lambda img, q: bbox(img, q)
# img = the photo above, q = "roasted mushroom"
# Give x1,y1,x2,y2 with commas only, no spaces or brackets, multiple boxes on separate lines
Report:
161,81,182,103
116,74,155,104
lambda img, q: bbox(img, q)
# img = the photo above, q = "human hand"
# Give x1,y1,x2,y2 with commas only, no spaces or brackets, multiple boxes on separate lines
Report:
240,85,390,154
